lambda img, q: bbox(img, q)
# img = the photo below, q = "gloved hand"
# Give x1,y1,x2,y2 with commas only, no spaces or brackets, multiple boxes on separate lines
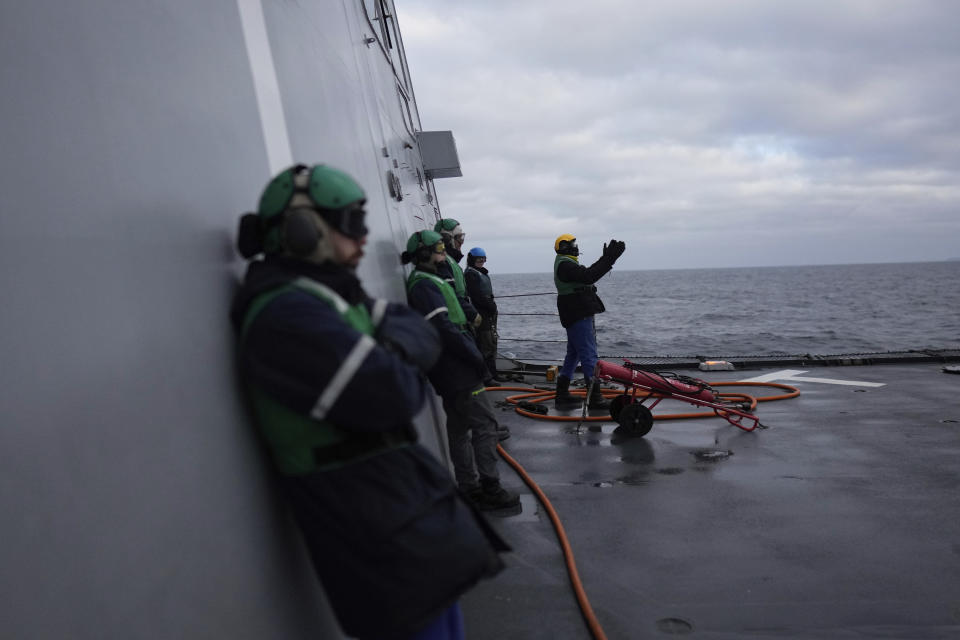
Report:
376,305,441,372
602,239,626,262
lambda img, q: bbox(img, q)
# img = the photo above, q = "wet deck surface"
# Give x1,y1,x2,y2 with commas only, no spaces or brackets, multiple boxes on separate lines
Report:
463,363,960,639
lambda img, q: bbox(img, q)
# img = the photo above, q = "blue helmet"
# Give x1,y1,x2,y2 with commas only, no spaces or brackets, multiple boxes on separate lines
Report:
468,247,486,258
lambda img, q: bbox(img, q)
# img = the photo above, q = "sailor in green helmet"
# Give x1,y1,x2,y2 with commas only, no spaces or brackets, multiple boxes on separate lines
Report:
231,164,507,640
433,219,468,300
553,233,626,411
434,219,483,325
434,218,501,388
402,230,520,511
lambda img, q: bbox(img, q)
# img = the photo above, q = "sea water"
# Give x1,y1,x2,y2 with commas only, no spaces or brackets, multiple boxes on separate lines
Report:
491,261,960,361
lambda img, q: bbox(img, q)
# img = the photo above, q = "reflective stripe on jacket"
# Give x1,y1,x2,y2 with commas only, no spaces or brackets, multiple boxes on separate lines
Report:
406,267,486,396
407,269,468,327
242,277,402,475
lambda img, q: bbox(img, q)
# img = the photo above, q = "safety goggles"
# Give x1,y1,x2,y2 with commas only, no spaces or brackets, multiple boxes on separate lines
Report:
432,241,446,254
327,203,368,239
288,205,368,240
453,233,465,244
310,201,370,240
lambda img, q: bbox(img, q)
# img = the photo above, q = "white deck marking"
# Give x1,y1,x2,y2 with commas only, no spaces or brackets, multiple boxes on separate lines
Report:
237,0,293,173
740,369,807,382
740,369,885,387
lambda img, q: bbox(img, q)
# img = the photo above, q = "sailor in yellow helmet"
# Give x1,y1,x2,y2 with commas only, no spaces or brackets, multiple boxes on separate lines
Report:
553,233,626,410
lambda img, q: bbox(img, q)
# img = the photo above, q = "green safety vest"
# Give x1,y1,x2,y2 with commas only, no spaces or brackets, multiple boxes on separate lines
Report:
445,255,467,299
241,277,397,475
554,255,593,296
407,269,468,328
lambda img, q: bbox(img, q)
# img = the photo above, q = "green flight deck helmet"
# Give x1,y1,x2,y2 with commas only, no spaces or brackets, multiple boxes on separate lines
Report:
433,217,464,244
402,229,446,265
237,164,367,259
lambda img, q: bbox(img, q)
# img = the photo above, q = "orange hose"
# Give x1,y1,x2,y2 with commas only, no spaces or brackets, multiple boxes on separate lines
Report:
492,382,799,422
482,380,799,639
496,443,608,640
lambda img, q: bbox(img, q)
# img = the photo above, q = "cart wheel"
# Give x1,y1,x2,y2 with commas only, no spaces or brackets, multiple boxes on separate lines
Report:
609,394,632,420
617,403,654,437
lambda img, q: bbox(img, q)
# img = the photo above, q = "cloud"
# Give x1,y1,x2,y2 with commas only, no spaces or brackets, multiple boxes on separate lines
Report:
398,0,960,271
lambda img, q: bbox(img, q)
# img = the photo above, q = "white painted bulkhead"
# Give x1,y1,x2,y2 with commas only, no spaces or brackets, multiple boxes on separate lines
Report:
0,1,446,637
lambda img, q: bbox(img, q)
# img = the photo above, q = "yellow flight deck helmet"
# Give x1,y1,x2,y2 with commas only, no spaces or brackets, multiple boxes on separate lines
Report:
554,234,578,255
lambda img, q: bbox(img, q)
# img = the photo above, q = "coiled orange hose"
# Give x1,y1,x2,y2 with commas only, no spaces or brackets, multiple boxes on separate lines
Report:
496,382,798,421
486,380,799,638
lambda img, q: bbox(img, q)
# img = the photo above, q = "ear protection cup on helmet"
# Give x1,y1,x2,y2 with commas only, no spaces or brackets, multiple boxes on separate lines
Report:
282,209,322,257
413,231,434,264
416,247,433,264
404,229,443,265
247,164,368,259
237,213,264,258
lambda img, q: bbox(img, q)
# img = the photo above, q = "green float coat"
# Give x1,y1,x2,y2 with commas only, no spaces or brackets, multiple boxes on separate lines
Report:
407,269,468,328
241,277,386,475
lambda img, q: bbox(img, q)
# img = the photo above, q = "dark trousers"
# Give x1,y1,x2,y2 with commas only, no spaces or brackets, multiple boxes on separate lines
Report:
441,388,500,489
476,323,498,379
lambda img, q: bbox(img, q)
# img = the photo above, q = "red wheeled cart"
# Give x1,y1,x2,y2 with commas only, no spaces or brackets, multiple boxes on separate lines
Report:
594,360,767,437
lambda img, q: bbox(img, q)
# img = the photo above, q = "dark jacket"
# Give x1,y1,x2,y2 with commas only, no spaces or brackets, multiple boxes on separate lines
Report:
231,257,504,638
555,253,616,328
407,265,487,397
231,257,435,430
464,264,497,330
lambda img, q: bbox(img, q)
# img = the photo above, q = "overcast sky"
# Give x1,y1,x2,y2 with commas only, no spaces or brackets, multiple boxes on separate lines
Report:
396,0,960,273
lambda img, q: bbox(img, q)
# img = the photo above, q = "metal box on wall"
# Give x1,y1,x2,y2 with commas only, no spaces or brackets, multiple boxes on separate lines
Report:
416,130,462,179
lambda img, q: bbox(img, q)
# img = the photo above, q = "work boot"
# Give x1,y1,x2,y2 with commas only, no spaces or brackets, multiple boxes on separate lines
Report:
478,479,520,511
484,378,501,388
586,380,610,411
487,363,506,383
463,486,484,507
554,374,580,408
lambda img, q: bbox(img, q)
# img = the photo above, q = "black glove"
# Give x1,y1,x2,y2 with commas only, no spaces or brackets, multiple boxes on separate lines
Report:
376,305,442,372
603,239,626,262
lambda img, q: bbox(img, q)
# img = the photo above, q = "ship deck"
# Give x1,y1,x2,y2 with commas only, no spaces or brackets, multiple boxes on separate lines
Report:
463,361,960,639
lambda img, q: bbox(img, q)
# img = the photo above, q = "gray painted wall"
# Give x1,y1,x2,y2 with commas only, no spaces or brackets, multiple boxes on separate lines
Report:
0,1,443,637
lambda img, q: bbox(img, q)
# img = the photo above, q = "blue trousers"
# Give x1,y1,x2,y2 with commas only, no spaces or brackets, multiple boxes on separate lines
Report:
407,602,464,640
560,316,598,381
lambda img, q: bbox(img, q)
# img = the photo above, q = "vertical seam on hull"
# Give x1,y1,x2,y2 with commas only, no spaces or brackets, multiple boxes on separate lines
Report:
237,0,293,173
